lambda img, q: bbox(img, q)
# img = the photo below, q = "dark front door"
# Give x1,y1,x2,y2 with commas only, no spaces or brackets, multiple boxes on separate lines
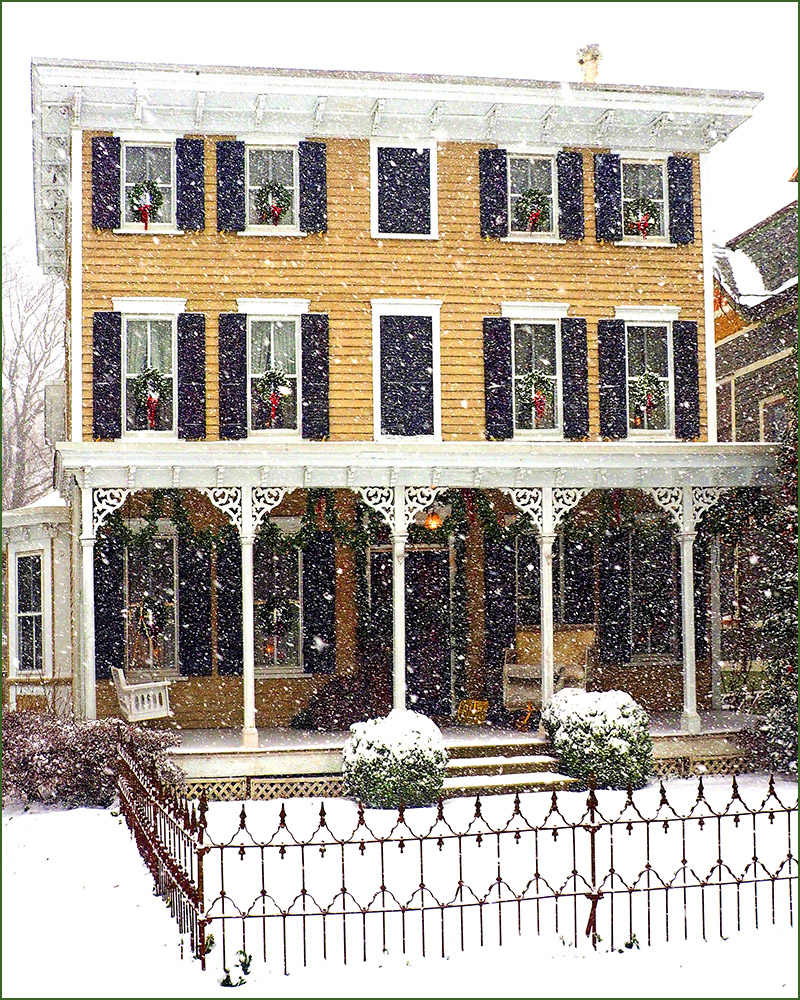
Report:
368,546,452,717
405,548,451,717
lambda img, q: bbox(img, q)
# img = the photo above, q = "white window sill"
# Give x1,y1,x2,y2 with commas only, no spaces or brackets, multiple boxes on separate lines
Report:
248,429,301,439
503,233,565,245
375,434,442,443
627,430,675,441
238,227,308,237
513,429,564,440
114,226,185,236
619,237,675,248
122,431,178,440
372,232,439,241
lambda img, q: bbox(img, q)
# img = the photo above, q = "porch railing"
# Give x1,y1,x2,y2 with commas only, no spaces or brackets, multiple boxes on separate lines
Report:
117,739,797,976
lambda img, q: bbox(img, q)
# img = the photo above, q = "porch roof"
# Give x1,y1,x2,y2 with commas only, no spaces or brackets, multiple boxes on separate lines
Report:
55,440,777,493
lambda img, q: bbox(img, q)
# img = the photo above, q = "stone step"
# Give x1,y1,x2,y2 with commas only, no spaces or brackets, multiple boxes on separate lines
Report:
447,754,558,777
442,771,578,798
446,736,547,759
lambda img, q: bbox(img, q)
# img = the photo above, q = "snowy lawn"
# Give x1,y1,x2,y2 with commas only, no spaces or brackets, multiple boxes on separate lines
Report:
3,776,797,999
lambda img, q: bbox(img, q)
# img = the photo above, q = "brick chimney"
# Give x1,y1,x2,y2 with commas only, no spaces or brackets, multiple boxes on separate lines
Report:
577,44,601,84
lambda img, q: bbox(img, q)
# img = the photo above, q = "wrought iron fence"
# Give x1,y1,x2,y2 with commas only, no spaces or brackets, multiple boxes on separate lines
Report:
117,740,797,976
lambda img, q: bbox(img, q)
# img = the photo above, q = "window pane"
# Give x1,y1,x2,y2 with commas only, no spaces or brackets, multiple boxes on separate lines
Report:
272,321,296,373
125,146,146,184
509,157,531,195
18,616,42,672
627,326,646,376
645,326,668,376
146,147,171,185
126,321,148,373
269,150,294,186
250,321,272,374
377,147,431,235
533,323,556,372
249,149,270,186
154,382,173,431
763,399,787,442
513,323,533,372
530,159,552,194
150,321,173,373
17,555,41,614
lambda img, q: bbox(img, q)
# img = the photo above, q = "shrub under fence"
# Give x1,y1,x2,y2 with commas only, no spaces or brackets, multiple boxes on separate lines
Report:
115,736,798,976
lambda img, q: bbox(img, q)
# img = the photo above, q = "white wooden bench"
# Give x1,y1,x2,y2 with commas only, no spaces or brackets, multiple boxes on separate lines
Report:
111,666,172,723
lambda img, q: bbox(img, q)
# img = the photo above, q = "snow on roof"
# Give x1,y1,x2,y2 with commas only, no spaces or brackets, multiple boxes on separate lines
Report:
24,489,67,509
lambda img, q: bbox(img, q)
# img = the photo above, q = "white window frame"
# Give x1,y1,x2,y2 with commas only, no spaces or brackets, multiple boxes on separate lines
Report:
760,393,788,442
615,305,680,440
502,302,569,439
504,151,561,242
370,139,439,240
371,299,442,442
118,140,178,233
254,518,305,680
619,156,670,246
241,143,304,236
123,521,180,679
7,544,52,680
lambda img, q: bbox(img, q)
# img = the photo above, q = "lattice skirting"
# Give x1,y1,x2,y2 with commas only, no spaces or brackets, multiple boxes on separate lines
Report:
183,775,345,802
653,755,748,779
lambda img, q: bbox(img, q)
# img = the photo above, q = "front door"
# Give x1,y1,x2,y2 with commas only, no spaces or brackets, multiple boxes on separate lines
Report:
368,546,452,717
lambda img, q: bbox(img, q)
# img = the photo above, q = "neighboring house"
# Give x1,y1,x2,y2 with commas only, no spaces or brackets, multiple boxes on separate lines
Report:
2,59,774,745
713,202,798,665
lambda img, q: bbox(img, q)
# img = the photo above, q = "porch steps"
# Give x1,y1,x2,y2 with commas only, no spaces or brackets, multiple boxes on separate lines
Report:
447,754,557,777
441,733,577,796
443,770,578,797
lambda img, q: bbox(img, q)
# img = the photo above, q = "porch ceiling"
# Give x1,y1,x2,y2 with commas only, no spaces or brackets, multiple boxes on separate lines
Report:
55,440,777,493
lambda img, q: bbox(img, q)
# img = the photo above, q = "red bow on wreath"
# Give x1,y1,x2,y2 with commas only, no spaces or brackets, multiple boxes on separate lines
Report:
270,390,280,425
528,209,541,231
271,204,283,225
146,392,159,430
637,213,650,238
139,190,151,231
533,390,547,421
644,392,656,415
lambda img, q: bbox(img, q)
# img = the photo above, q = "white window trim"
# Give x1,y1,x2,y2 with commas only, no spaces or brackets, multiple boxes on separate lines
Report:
255,520,305,680
117,140,178,233
112,297,187,316
510,318,564,440
503,152,561,242
7,544,52,680
619,157,671,246
370,139,439,240
760,393,788,442
120,312,179,439
371,299,442,442
124,521,180,679
240,143,305,237
502,302,570,320
614,305,681,322
246,314,303,439
623,320,675,440
237,298,309,316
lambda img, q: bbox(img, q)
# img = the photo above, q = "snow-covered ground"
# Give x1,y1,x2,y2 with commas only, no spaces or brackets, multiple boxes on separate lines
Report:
3,777,797,999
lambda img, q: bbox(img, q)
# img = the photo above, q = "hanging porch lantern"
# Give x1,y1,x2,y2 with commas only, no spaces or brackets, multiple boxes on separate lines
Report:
424,509,443,531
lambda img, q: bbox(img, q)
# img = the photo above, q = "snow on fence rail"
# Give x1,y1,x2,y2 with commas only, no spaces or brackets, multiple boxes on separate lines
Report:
116,736,797,976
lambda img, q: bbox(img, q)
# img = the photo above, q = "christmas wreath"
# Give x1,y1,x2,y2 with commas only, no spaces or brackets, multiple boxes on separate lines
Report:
255,367,291,425
628,371,665,421
624,197,661,238
519,369,554,421
514,188,551,232
127,181,164,230
131,366,169,430
255,181,292,225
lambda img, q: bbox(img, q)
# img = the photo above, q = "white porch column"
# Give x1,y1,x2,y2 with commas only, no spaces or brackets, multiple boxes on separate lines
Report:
79,488,96,720
678,525,702,734
241,488,258,748
539,485,556,706
392,486,408,710
709,536,723,710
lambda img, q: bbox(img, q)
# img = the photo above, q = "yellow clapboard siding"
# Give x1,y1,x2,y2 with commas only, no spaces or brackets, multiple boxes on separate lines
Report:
82,136,706,442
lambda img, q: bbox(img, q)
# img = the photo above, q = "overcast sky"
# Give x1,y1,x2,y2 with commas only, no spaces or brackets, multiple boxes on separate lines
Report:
3,1,797,273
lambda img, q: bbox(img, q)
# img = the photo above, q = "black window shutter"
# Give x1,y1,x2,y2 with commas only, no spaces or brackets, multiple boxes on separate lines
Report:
377,147,431,235
94,533,124,679
667,156,694,245
380,315,434,436
556,151,584,240
594,154,622,243
483,317,513,440
93,312,122,440
597,319,628,439
178,537,212,676
302,531,336,673
598,532,631,664
218,313,248,440
478,148,508,238
92,136,121,230
216,140,246,232
177,313,206,440
301,313,330,439
176,138,205,231
673,320,700,439
298,141,327,233
216,534,243,676
560,318,589,439
484,536,517,718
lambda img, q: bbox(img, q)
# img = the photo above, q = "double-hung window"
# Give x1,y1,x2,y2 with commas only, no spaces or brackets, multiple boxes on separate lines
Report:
508,155,557,236
371,140,438,239
124,534,178,675
246,146,299,230
254,538,303,677
15,554,43,673
122,143,175,228
248,317,300,433
124,315,176,433
621,160,667,240
512,320,561,433
625,323,671,433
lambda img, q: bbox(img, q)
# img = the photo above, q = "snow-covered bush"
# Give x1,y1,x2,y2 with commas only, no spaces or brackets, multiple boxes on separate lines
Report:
342,709,448,808
759,660,798,774
1,710,182,808
541,689,653,789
